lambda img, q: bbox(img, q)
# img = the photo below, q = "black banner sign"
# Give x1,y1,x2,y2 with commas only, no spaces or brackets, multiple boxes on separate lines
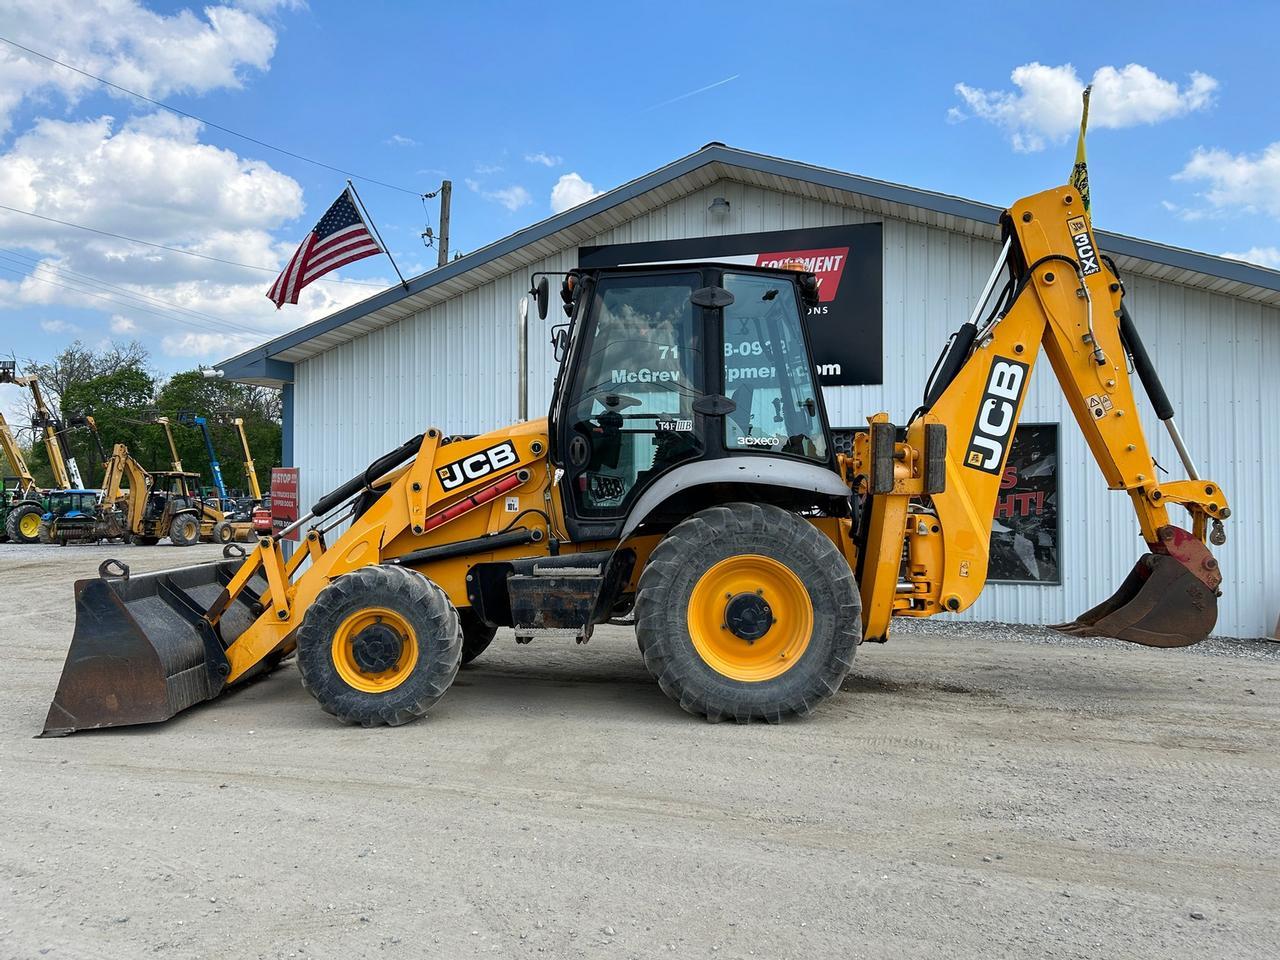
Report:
989,423,1060,584
579,223,884,386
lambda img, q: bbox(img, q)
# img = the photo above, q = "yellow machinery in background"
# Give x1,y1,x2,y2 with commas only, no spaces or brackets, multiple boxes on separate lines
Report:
42,184,1229,735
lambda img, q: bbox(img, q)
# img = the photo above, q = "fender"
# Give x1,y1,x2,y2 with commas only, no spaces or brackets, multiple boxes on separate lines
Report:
618,456,849,543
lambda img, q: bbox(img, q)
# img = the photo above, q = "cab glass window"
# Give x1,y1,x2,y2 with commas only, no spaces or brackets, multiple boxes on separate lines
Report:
563,273,704,517
721,272,827,462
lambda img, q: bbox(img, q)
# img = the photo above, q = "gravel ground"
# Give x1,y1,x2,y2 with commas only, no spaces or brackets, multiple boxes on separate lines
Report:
2,543,1278,959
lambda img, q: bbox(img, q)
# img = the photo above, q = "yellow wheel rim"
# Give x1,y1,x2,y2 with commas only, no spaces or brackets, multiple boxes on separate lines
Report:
331,606,419,693
19,512,40,538
687,554,813,682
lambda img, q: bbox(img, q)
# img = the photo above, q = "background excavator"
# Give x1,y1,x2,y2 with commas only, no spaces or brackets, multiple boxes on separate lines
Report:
41,183,1230,735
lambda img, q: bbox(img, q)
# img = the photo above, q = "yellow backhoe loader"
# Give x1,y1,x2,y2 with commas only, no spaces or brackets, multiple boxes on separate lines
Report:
41,184,1230,735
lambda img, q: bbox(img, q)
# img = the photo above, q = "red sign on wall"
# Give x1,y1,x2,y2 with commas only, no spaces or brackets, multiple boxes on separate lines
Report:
270,467,300,542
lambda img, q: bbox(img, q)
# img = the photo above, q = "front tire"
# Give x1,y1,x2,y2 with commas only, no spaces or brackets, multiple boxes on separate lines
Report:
169,514,201,546
296,565,463,726
7,502,43,544
212,520,234,544
635,503,860,723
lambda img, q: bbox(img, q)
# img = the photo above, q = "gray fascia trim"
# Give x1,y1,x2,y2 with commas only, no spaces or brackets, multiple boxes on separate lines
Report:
217,143,1280,370
217,350,295,386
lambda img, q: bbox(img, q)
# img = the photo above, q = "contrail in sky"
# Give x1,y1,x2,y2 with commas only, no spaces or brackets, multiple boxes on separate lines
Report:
643,74,741,111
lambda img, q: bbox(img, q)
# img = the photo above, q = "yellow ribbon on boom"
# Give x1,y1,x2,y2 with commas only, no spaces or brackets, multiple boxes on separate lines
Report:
1070,85,1092,214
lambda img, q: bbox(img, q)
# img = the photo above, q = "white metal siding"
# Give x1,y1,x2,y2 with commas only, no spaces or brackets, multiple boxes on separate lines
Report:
294,180,1280,638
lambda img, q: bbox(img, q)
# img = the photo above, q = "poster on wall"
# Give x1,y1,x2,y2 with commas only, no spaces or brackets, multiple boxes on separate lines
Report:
578,223,884,386
989,424,1060,584
832,423,1060,585
270,467,300,542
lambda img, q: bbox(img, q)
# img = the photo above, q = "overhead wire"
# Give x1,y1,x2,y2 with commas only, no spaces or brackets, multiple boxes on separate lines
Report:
0,203,384,288
0,248,264,334
0,260,262,337
0,35,424,197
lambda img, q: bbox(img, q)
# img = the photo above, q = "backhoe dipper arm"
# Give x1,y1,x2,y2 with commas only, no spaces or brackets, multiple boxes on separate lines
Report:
858,185,1228,648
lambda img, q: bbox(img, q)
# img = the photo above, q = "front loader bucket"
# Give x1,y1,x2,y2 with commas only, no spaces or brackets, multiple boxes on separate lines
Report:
1053,526,1221,648
41,558,270,736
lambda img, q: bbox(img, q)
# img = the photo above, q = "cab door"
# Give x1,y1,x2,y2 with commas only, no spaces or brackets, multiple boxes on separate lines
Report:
556,270,709,538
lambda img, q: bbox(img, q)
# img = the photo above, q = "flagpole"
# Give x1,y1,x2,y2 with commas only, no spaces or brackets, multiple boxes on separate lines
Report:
347,179,410,292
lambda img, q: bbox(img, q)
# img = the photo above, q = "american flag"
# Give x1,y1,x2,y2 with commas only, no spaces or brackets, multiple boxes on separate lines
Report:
267,187,383,307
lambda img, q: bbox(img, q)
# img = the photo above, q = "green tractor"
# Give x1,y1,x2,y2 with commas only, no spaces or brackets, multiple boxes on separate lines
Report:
1,479,48,544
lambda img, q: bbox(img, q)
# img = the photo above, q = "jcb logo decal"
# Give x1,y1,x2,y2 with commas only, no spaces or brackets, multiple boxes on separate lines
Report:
965,358,1028,474
436,440,519,491
1067,216,1100,276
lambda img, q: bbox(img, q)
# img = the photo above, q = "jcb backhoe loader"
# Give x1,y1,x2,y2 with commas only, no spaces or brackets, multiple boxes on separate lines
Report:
41,185,1230,735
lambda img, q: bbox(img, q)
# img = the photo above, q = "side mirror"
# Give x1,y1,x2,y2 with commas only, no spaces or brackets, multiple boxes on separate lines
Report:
533,277,550,320
551,326,569,362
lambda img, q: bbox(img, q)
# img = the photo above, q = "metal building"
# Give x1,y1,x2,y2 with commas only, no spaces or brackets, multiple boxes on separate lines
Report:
219,144,1280,638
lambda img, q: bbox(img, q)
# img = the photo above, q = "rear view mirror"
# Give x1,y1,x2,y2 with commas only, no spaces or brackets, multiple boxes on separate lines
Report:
551,326,569,362
533,277,550,320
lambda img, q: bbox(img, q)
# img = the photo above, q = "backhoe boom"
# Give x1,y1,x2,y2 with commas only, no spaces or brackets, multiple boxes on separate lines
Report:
853,185,1226,646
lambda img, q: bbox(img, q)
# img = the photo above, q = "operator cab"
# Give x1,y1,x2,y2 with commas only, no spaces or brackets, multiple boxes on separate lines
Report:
538,263,836,541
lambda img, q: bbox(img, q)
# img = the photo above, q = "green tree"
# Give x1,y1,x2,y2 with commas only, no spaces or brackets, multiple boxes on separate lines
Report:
154,371,281,498
22,342,154,488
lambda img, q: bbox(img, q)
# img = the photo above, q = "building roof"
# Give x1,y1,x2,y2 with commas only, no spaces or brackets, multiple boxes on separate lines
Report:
219,143,1280,386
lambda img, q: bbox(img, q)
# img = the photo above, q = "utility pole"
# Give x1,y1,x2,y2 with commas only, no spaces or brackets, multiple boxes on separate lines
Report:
437,180,451,268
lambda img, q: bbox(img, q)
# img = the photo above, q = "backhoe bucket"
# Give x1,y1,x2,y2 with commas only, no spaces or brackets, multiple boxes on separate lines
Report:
1052,526,1221,648
41,558,270,736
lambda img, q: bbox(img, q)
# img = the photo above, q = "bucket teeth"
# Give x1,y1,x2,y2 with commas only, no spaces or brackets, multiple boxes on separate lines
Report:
1052,552,1218,649
41,560,271,736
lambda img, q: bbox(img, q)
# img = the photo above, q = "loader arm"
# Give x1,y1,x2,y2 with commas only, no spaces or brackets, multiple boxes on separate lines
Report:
856,185,1228,646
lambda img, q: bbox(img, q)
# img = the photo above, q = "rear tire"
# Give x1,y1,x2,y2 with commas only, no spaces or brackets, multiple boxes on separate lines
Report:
296,565,462,726
212,520,234,544
635,503,859,723
459,608,497,666
6,502,43,544
169,514,200,546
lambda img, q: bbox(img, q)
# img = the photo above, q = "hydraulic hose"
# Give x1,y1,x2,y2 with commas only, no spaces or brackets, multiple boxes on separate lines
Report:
310,433,425,518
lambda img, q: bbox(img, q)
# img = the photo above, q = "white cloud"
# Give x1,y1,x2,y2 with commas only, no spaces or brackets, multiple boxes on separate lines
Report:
1221,246,1280,269
464,178,531,212
0,109,386,364
39,318,77,333
952,62,1217,152
385,133,417,147
1174,143,1280,218
0,0,280,134
524,152,562,167
474,162,503,175
550,172,602,213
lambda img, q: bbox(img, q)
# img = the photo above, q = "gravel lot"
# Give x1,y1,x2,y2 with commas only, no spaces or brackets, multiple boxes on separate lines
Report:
3,543,1278,959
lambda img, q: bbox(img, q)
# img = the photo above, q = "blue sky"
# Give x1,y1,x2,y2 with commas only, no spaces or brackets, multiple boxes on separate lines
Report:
0,0,1276,386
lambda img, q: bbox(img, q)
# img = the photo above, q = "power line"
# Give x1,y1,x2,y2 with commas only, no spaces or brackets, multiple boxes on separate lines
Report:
0,203,384,287
0,249,262,334
0,35,425,197
0,261,262,337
